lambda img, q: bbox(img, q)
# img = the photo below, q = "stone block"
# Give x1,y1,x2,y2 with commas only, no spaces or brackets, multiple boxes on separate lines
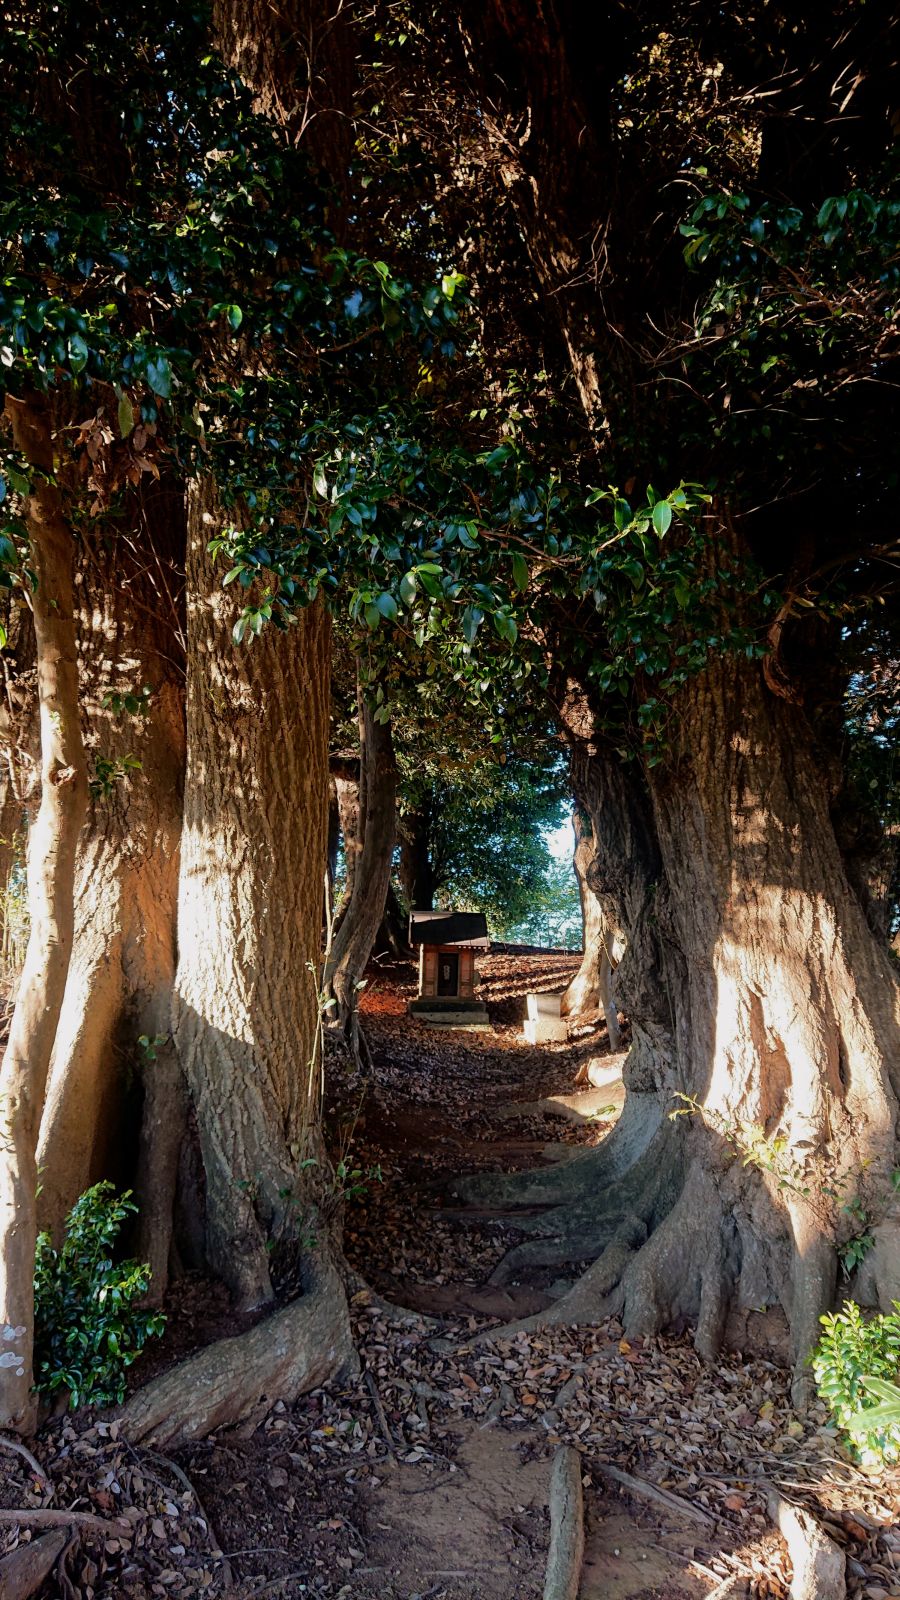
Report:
524,1016,568,1045
526,992,563,1021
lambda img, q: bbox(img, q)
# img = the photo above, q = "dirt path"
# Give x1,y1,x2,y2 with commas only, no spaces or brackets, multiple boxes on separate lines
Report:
1,952,897,1599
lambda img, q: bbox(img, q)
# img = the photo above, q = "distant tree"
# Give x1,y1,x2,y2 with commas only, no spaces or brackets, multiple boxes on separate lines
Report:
402,754,568,932
500,852,582,948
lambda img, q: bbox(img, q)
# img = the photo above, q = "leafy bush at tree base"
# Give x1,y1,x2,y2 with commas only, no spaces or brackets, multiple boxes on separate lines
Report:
812,1299,900,1465
34,1182,164,1409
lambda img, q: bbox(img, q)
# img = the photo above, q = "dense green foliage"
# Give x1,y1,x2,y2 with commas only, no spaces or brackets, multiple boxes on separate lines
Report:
813,1300,900,1466
6,3,895,811
402,755,570,933
500,855,582,949
0,0,463,632
34,1183,163,1408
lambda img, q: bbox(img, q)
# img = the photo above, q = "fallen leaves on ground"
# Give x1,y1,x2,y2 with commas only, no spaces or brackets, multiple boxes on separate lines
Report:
2,952,897,1600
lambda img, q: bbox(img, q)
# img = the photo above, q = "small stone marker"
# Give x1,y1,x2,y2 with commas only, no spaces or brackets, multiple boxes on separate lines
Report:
524,993,568,1044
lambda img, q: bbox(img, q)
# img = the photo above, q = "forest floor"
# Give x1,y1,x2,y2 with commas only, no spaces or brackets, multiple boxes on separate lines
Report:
2,951,899,1600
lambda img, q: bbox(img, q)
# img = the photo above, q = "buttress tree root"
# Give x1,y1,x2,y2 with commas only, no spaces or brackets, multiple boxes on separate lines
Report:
449,665,900,1400
120,1257,357,1450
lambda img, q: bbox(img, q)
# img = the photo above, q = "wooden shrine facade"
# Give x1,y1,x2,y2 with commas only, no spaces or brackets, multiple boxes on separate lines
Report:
407,910,490,1025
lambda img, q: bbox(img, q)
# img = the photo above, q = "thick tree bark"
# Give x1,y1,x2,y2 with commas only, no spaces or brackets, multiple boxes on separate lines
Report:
640,653,900,1386
331,752,362,923
36,509,186,1307
323,704,397,1057
0,397,88,1431
174,481,334,1311
374,878,409,958
459,655,900,1396
399,803,435,911
561,806,621,1049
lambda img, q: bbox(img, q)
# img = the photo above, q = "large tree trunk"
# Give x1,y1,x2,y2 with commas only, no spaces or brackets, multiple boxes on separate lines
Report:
445,1,900,1401
174,481,334,1312
36,505,186,1307
638,652,900,1389
374,878,409,958
561,805,621,1050
0,397,88,1431
457,655,900,1398
330,752,362,925
323,703,397,1058
399,804,435,911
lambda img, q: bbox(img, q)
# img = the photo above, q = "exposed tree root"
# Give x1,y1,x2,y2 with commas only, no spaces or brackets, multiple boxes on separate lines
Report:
448,1091,664,1213
594,1461,717,1529
449,1122,808,1383
0,1527,69,1600
120,1258,357,1450
474,1121,683,1290
0,1508,127,1532
765,1483,845,1600
543,1445,584,1600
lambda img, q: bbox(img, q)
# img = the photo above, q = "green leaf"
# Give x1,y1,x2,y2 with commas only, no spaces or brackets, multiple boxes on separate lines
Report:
375,591,398,620
511,551,529,592
652,501,673,537
117,393,135,438
461,605,483,644
399,571,417,606
312,463,328,499
145,355,173,399
67,333,89,373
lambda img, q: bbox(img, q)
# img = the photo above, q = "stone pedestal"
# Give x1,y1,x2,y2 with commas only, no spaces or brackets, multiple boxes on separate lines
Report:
407,996,490,1029
523,993,568,1044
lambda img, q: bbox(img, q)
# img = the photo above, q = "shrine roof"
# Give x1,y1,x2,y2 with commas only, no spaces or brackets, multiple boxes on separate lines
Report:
409,910,490,948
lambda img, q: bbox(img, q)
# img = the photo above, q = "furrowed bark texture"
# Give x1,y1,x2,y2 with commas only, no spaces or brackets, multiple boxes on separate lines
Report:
324,704,397,1057
462,657,900,1388
121,1255,357,1448
0,398,88,1431
174,481,332,1310
399,803,435,911
330,753,362,925
37,506,186,1303
562,804,621,1050
644,652,900,1383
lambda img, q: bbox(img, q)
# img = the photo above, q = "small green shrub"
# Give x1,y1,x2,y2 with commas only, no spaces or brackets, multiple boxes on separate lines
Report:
34,1182,165,1408
812,1299,900,1465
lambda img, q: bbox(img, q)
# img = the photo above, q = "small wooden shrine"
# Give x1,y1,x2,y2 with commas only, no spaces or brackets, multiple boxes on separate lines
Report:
408,910,490,1026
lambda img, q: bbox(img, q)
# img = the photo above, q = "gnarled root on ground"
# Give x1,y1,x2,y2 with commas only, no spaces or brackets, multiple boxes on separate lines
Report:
543,1445,584,1600
454,1127,831,1397
0,1528,70,1600
448,1090,663,1214
120,1257,357,1450
765,1483,845,1600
